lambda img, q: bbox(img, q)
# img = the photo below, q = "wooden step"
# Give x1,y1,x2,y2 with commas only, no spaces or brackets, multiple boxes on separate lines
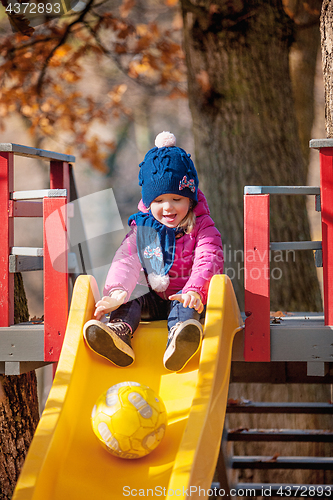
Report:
232,456,333,470
227,401,333,414
9,252,78,272
11,188,67,200
0,323,47,375
228,428,333,442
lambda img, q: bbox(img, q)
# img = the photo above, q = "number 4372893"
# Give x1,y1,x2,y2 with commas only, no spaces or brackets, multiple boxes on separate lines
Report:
5,3,61,14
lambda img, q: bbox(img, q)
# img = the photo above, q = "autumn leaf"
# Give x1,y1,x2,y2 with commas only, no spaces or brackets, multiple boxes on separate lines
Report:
107,84,128,104
0,1,185,171
119,0,136,18
196,70,211,94
228,427,249,433
30,315,44,323
52,44,73,62
8,14,34,36
270,310,285,318
227,397,252,406
227,398,241,406
265,453,280,462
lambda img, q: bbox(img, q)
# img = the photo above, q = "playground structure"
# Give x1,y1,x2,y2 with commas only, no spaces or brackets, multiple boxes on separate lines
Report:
0,141,331,497
12,273,243,500
0,143,91,375
242,138,333,373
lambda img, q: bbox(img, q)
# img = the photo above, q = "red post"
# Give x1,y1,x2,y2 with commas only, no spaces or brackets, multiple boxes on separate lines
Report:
318,148,333,326
50,160,70,196
0,153,14,326
43,197,68,361
244,194,271,361
44,160,70,362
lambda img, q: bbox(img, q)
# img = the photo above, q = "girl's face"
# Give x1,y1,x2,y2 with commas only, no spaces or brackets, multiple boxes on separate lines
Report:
150,193,190,228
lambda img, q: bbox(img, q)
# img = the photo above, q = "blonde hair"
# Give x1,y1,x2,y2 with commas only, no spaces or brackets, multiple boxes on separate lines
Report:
178,201,196,234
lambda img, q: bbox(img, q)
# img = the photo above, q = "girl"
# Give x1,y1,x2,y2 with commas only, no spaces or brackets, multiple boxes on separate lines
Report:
84,132,224,371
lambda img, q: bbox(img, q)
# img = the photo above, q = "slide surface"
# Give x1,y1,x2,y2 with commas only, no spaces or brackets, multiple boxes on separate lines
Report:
13,274,243,500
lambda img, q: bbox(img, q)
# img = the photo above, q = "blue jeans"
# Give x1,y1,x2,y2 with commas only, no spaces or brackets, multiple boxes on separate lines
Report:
109,287,205,334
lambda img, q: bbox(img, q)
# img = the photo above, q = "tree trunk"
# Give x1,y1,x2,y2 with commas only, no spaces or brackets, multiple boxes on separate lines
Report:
181,0,329,489
289,12,321,164
320,0,333,137
181,0,322,311
0,274,39,500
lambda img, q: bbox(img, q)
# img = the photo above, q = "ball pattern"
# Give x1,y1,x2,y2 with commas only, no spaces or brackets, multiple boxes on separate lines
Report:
91,381,167,459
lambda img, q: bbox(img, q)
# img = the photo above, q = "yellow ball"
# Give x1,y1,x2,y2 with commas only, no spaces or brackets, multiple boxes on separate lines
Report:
91,381,167,459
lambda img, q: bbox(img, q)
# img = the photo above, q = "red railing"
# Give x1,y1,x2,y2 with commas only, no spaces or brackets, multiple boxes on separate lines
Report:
0,144,74,365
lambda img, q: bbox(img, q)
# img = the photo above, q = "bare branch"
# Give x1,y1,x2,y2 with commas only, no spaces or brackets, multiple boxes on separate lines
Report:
36,0,96,95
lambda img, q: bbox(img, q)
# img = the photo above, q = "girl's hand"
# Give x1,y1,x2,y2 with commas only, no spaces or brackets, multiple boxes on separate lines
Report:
168,291,204,314
94,290,127,320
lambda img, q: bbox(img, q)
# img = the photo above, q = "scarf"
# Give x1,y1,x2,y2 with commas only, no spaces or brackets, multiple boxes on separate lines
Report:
128,211,183,292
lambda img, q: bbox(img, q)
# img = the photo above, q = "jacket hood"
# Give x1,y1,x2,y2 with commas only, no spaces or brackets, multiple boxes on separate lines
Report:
137,189,210,217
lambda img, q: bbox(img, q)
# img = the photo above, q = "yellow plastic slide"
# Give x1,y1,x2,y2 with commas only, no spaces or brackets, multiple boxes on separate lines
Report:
13,274,243,500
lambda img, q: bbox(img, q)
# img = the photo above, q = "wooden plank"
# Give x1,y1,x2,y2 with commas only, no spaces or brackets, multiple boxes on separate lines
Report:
228,429,333,443
9,255,43,272
43,161,71,363
227,402,333,414
310,138,333,149
0,143,75,162
230,360,333,384
270,241,322,251
244,194,270,361
319,148,333,325
11,189,67,199
9,200,43,217
9,253,77,273
232,456,333,470
270,325,333,361
0,324,44,361
0,152,14,326
9,195,69,218
245,186,320,195
2,362,50,376
11,247,43,257
43,197,68,362
50,161,70,196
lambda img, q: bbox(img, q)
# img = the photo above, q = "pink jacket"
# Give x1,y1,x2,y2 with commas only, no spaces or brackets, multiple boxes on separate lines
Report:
103,190,224,304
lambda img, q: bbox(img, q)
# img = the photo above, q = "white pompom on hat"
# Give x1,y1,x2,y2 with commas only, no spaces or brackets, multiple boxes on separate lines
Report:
155,131,176,148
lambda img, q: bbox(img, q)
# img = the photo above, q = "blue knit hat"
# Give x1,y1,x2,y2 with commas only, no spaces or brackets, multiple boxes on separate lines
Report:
139,132,199,208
